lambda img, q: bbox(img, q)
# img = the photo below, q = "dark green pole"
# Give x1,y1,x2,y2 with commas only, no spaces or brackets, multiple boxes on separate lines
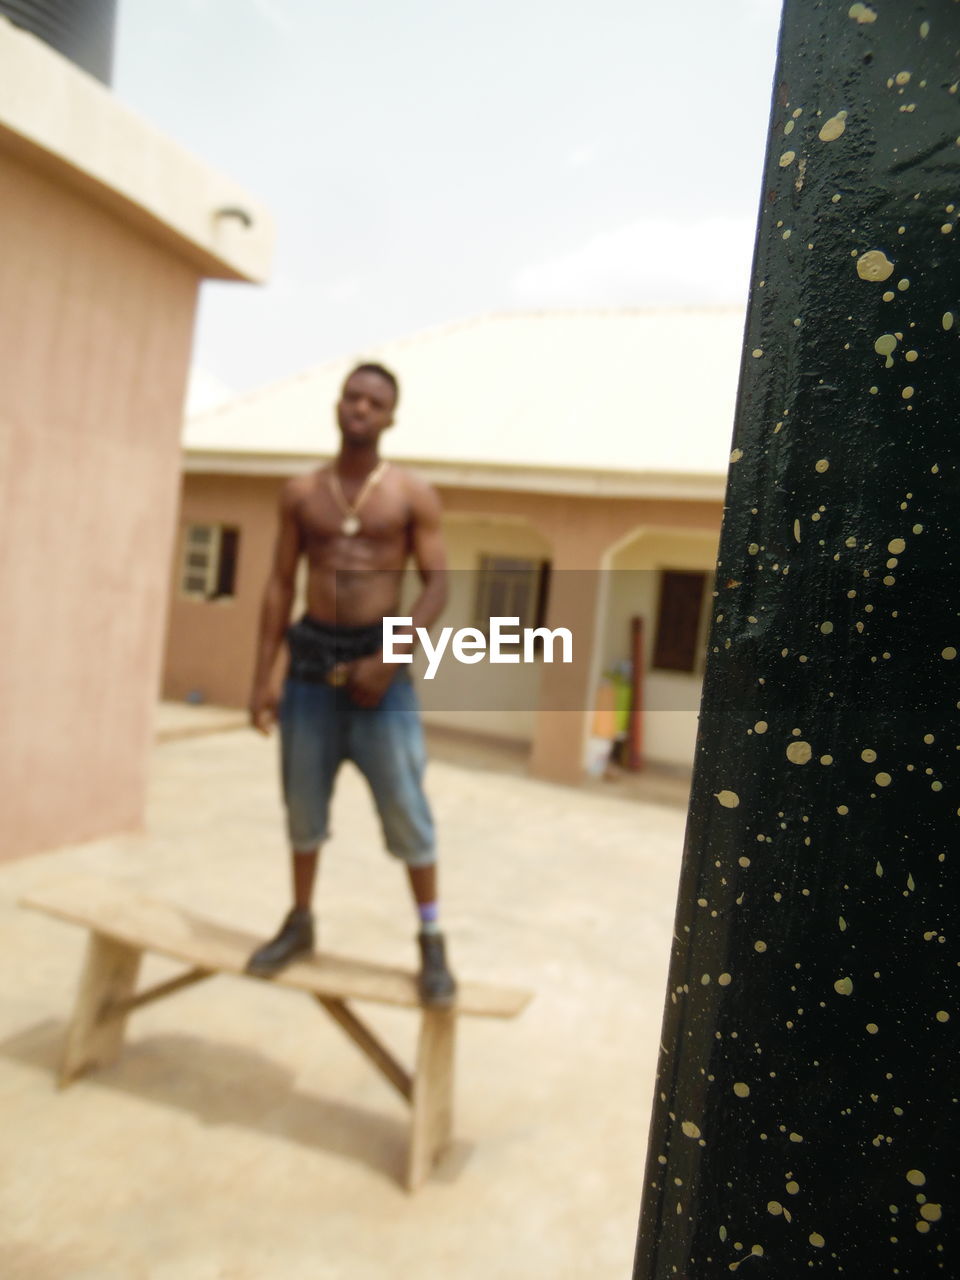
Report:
634,3,959,1274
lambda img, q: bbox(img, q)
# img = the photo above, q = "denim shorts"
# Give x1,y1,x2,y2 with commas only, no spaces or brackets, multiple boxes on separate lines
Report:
279,672,436,866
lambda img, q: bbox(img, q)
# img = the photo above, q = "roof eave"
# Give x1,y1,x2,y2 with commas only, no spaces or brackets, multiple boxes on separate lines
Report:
182,449,727,501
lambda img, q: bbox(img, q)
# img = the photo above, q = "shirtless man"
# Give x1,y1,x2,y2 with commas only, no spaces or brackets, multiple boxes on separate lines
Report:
245,362,455,1006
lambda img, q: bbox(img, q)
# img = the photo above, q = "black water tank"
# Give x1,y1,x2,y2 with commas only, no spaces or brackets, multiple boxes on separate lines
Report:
0,0,117,84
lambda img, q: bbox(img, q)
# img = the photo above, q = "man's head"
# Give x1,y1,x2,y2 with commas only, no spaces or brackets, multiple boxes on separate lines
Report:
336,363,399,448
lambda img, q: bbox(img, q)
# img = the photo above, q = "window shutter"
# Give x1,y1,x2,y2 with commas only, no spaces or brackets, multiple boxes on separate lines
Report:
653,570,707,672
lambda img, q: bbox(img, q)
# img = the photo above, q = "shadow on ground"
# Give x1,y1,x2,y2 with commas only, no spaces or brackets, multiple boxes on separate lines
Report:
0,1017,473,1188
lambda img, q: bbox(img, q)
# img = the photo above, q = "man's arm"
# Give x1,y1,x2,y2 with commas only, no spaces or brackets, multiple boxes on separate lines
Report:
405,475,449,633
347,474,448,708
249,480,302,733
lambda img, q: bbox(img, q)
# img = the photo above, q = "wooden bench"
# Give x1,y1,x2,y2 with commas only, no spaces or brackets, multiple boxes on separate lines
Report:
21,876,531,1191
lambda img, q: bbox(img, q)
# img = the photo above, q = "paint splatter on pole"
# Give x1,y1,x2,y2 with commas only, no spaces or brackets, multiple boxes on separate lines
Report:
634,3,959,1274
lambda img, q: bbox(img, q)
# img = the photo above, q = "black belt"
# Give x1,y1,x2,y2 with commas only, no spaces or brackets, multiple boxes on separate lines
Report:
286,616,383,686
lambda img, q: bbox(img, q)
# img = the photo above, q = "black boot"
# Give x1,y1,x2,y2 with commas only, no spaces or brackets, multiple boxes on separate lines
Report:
245,907,315,977
417,931,457,1008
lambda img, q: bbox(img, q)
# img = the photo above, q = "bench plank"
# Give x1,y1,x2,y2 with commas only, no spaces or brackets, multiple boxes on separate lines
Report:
407,1008,456,1190
60,932,141,1087
315,996,413,1101
21,876,531,1018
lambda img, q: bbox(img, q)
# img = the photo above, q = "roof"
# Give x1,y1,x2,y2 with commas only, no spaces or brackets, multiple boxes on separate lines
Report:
0,15,272,283
185,309,747,497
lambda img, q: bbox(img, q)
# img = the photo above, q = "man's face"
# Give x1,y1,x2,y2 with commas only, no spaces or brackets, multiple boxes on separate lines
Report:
336,371,396,446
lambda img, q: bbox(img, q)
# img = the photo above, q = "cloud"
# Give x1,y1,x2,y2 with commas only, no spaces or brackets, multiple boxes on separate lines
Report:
249,0,295,34
323,275,364,305
565,142,599,170
186,367,235,417
511,215,757,308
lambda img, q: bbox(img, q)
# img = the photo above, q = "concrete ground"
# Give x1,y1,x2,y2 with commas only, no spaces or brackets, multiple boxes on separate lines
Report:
1,711,688,1279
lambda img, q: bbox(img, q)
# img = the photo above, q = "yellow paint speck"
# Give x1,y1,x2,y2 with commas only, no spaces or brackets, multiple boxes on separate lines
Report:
733,1082,751,1098
898,278,910,291
748,542,759,555
837,804,849,815
780,151,796,167
819,111,848,143
815,458,829,473
715,790,741,809
921,1203,942,1221
896,71,912,86
754,721,768,734
848,2,876,21
905,349,918,362
943,312,955,331
874,333,897,366
681,1120,701,1139
902,386,914,400
866,1022,879,1035
920,20,931,37
820,622,834,635
942,224,954,235
730,448,743,463
835,976,854,995
786,740,812,765
888,537,906,554
754,940,767,953
718,972,732,986
809,1232,825,1248
935,1010,950,1023
942,647,957,660
767,1200,783,1216
786,1180,800,1195
752,348,763,358
793,519,802,543
876,772,892,787
858,250,895,282
861,748,877,762
882,290,895,301
906,1169,926,1187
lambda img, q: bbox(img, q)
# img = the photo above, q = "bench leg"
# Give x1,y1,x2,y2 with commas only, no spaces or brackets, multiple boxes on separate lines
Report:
406,1007,456,1191
60,931,142,1087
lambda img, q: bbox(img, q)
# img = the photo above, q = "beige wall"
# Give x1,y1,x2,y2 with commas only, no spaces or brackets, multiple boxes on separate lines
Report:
602,527,719,768
0,146,201,859
163,474,283,707
164,471,723,779
416,515,550,742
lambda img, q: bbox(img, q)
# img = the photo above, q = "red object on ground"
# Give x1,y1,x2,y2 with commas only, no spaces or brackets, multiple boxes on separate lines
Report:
628,616,644,771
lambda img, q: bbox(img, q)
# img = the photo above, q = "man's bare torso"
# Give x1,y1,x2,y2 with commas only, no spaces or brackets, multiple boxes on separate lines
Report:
288,463,416,626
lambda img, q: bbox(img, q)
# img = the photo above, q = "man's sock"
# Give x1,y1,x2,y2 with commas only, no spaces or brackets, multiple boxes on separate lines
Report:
418,901,441,935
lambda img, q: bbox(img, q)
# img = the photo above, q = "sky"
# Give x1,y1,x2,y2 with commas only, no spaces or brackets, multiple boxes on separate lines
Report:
113,0,784,407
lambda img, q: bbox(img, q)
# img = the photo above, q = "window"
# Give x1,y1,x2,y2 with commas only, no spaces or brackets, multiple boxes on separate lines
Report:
652,569,709,672
473,555,551,637
180,524,241,601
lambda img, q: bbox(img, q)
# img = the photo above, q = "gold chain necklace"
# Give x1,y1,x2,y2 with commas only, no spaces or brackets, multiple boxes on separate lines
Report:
327,459,389,536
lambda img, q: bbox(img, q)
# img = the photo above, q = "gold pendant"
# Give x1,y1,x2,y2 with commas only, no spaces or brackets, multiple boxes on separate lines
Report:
341,514,361,536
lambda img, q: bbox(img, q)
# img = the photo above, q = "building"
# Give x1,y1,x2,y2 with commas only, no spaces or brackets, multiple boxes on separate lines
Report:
0,15,272,858
166,308,745,784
